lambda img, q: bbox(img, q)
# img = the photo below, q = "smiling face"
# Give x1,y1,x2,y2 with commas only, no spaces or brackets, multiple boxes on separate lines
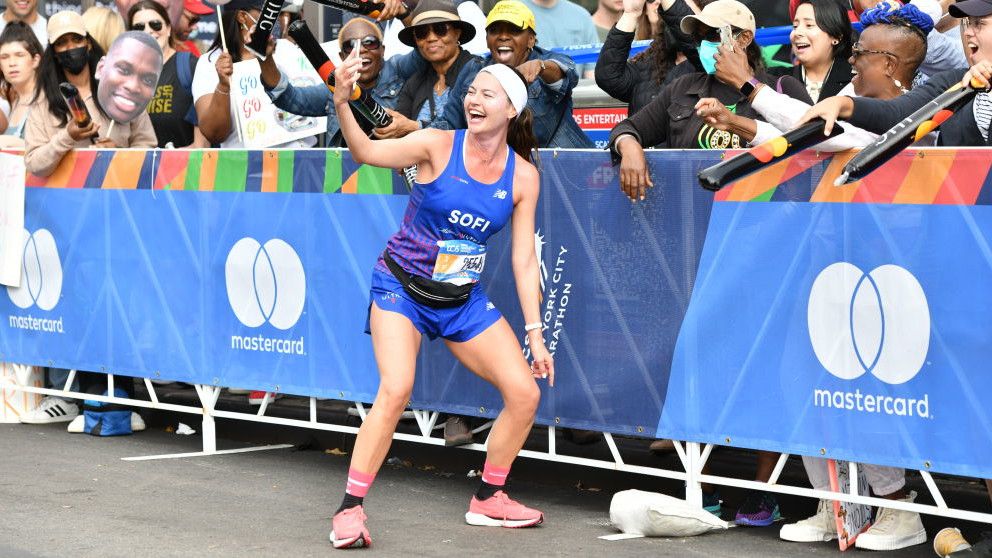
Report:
486,21,535,67
0,41,39,87
848,25,895,98
961,16,992,66
7,0,37,20
413,21,462,64
96,36,162,122
338,21,384,86
464,70,515,134
131,8,171,52
790,3,835,69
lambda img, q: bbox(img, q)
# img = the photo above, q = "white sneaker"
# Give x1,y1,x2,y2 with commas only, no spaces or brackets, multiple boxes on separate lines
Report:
780,499,837,543
67,415,84,433
855,491,927,551
131,412,146,432
19,396,79,424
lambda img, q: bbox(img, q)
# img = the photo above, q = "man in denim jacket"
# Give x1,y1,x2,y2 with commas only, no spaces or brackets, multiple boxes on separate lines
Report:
259,17,417,146
440,0,593,148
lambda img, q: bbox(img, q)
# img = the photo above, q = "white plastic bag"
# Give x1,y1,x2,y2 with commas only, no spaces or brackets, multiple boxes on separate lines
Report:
610,489,731,537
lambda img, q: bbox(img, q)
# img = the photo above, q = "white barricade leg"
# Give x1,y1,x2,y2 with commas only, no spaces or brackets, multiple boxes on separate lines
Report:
0,362,43,423
685,442,704,508
195,384,220,454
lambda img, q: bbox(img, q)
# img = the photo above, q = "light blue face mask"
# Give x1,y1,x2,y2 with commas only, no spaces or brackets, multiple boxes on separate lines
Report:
698,40,720,74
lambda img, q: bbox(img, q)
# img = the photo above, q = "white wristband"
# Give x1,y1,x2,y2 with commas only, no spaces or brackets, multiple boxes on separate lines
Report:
524,322,543,332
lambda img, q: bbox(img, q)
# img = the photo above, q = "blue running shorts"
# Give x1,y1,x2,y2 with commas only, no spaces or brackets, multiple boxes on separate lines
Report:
366,268,502,342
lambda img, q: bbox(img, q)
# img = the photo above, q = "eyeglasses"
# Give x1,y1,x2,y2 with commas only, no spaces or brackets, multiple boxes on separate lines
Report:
341,35,382,55
413,22,452,40
961,16,991,32
132,20,164,32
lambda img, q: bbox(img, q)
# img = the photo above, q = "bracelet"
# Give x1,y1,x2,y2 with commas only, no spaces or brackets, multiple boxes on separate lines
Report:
215,86,230,96
524,322,543,332
539,59,546,72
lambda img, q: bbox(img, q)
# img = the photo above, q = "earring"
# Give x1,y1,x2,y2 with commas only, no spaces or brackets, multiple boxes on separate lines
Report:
831,40,838,45
893,77,907,93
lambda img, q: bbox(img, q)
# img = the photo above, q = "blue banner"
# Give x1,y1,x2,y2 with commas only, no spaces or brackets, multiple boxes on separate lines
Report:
662,199,992,478
2,149,717,437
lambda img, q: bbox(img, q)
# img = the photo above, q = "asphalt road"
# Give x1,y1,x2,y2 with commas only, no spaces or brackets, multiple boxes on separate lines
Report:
2,407,990,557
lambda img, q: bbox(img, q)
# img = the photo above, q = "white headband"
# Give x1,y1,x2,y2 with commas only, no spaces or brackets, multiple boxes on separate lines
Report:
478,64,528,116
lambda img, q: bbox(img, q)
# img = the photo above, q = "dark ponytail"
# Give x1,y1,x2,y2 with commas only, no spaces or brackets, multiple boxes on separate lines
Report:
507,107,537,164
503,66,538,164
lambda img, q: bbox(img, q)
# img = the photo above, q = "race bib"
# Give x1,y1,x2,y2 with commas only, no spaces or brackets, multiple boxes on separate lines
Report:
432,240,486,285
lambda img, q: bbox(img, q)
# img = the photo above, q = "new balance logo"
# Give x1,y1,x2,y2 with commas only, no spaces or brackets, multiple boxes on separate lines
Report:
493,189,508,200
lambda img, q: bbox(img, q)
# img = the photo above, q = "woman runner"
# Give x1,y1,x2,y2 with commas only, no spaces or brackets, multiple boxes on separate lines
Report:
328,45,554,549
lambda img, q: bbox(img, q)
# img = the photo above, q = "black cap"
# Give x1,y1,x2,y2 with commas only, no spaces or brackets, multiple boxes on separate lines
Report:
949,0,992,18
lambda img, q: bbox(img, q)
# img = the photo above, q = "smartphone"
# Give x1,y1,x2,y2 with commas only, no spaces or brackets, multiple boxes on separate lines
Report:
719,25,734,52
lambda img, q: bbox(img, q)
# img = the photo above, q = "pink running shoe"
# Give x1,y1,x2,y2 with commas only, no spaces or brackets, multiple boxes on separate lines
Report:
465,491,544,528
329,505,371,549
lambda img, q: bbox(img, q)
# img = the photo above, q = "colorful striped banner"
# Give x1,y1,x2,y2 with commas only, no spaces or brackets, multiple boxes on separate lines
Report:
26,149,408,195
22,148,992,204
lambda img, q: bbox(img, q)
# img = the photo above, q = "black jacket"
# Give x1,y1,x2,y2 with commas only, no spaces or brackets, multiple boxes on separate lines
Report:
397,49,479,125
771,56,854,103
608,71,812,154
848,68,986,146
594,26,698,117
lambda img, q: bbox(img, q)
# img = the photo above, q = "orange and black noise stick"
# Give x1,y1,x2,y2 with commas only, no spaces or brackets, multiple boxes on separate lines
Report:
287,20,393,129
835,78,989,185
307,0,410,19
697,118,842,192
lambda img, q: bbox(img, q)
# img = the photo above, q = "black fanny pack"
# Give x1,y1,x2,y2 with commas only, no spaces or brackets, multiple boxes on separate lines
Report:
382,251,474,309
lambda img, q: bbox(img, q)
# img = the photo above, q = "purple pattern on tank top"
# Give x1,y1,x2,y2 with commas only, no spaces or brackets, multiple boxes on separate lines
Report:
375,130,516,279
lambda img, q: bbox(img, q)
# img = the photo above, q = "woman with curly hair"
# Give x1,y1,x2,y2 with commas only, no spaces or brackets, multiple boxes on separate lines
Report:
594,0,700,121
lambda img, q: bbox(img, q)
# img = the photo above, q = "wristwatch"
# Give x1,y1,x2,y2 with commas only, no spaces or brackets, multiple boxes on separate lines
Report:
739,77,761,98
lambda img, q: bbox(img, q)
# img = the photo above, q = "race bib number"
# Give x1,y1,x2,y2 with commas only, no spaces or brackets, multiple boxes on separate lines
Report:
432,240,486,285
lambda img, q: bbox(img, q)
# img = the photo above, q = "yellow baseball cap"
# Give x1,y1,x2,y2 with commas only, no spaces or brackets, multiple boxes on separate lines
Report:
486,0,536,32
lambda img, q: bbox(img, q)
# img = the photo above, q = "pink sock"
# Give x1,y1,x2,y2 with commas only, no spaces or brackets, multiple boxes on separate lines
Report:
481,461,510,486
346,468,376,497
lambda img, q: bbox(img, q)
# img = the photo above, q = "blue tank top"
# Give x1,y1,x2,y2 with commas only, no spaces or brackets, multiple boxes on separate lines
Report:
378,129,516,279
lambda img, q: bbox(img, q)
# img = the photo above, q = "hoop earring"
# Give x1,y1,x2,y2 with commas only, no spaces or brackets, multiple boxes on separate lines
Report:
831,40,838,45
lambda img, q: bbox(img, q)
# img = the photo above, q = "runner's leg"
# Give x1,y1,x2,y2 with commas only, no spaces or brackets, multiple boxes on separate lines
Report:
444,317,539,468
349,303,422,475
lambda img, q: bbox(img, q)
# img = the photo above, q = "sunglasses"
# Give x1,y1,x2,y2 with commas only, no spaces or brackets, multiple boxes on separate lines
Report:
850,43,895,59
341,35,382,55
413,22,452,40
132,19,165,32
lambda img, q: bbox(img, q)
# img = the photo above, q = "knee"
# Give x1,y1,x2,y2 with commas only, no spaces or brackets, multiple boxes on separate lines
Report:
375,384,412,415
505,380,540,417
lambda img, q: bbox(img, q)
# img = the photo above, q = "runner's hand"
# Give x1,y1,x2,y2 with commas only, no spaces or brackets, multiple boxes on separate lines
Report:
530,339,555,387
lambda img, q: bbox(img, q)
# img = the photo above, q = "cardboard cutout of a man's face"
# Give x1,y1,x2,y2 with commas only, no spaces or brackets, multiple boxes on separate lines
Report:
96,34,163,123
